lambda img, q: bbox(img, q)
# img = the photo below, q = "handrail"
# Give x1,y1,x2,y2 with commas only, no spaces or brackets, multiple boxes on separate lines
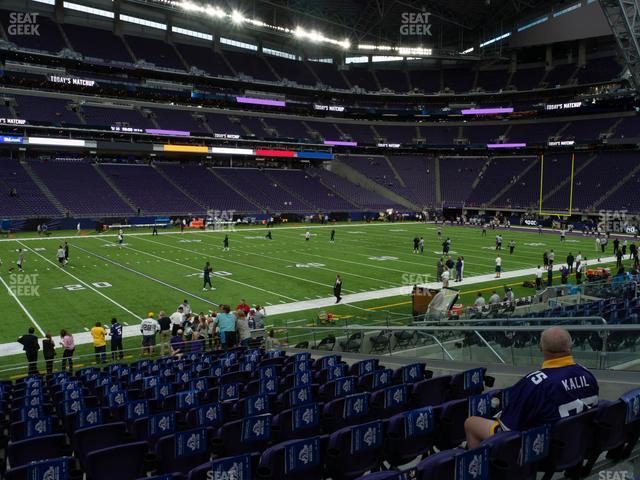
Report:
280,319,640,334
415,316,609,326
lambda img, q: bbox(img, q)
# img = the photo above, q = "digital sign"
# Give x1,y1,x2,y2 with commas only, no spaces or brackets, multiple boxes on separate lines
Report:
28,137,86,147
214,133,241,140
462,107,514,115
236,96,285,107
545,102,582,111
146,129,190,136
255,149,295,158
548,140,575,146
0,118,27,125
48,75,96,87
313,104,345,112
487,143,526,149
111,126,143,133
163,145,208,153
324,140,357,147
0,135,24,144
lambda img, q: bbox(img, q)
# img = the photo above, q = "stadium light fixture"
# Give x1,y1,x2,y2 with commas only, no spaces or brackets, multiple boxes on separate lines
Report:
177,1,350,50
231,10,244,24
461,47,475,54
358,44,432,56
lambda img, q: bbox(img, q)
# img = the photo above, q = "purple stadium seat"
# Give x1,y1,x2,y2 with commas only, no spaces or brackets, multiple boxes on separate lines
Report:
323,392,371,430
213,414,272,456
480,431,538,480
84,441,150,480
448,367,490,400
392,363,429,385
72,421,128,467
385,406,439,467
410,375,452,408
538,408,598,480
355,473,402,480
187,454,260,480
7,433,70,468
414,448,462,479
370,384,410,417
155,428,212,474
434,399,468,450
257,437,323,480
5,457,78,480
272,403,322,442
326,420,385,480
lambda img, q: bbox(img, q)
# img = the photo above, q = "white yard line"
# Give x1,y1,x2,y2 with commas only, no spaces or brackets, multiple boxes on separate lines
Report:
136,235,355,293
0,274,45,336
0,254,619,357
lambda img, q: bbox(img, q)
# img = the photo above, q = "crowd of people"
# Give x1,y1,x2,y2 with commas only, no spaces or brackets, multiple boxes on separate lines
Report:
16,298,269,375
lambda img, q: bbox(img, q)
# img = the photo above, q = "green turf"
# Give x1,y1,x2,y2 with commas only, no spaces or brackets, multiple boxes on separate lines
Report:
0,222,630,375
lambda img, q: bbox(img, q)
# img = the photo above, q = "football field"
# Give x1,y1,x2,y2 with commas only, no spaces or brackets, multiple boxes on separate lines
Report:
0,222,623,366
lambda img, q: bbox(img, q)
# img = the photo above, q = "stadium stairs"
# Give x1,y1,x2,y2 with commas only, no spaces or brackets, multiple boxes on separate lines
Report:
484,157,541,208
92,164,140,214
20,161,65,215
592,162,640,211
151,164,207,211
329,160,419,211
539,153,597,207
207,168,264,211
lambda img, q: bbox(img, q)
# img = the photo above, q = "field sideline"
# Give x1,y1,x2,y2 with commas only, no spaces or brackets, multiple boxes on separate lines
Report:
0,221,630,360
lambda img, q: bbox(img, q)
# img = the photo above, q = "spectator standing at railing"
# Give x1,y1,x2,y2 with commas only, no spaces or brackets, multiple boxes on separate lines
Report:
170,306,184,336
140,313,160,356
90,322,107,364
60,329,74,372
157,311,171,356
216,304,237,349
42,332,55,375
109,318,124,361
17,327,40,375
236,311,251,347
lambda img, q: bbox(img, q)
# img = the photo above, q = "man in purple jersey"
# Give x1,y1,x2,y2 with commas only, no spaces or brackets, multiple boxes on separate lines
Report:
465,327,599,448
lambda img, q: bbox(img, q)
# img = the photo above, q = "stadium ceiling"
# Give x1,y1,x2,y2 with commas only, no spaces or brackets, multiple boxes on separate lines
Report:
134,0,560,51
244,0,560,48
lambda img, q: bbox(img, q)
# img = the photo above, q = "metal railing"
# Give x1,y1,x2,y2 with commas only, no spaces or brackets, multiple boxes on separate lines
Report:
279,320,640,370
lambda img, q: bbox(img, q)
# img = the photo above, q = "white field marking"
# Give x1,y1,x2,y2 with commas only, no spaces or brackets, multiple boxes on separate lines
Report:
272,248,410,275
192,232,408,284
97,238,298,302
0,274,45,336
0,242,145,356
137,235,354,293
74,244,219,308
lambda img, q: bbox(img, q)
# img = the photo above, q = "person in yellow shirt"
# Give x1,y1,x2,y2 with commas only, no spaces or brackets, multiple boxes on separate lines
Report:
91,321,107,364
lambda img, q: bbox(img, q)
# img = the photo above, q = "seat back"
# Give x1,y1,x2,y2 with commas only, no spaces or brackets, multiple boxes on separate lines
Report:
385,406,439,467
72,421,127,466
85,441,149,480
7,434,68,468
326,420,384,480
155,427,211,474
258,437,323,480
542,408,598,474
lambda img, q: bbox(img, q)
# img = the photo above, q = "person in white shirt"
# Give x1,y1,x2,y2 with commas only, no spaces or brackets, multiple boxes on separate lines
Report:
170,306,184,336
180,300,191,316
441,268,450,288
474,293,486,308
305,231,311,241
56,246,66,266
489,291,501,305
495,256,502,278
505,288,514,304
535,265,544,289
140,313,160,355
575,252,583,271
